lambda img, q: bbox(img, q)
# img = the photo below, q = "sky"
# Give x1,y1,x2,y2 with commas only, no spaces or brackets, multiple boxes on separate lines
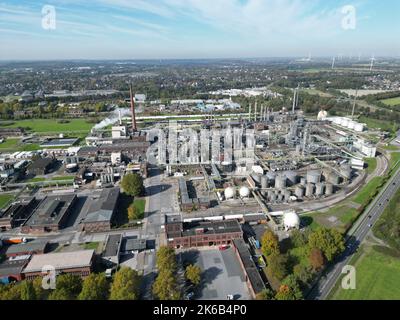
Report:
0,0,400,60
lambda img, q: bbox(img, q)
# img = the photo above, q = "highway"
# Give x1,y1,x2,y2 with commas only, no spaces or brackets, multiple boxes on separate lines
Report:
308,164,400,300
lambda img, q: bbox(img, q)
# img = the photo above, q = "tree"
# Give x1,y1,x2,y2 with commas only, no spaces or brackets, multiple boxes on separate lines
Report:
20,281,37,300
48,274,82,300
261,230,280,257
309,247,325,271
0,284,22,300
308,228,345,262
256,288,275,300
79,273,109,300
121,173,144,197
279,275,303,300
185,264,201,286
156,246,177,272
266,253,288,281
293,264,313,287
153,269,181,300
109,267,141,300
32,277,49,300
128,205,138,221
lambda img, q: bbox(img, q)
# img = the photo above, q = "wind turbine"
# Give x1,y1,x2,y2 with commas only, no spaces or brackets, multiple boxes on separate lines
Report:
370,55,376,71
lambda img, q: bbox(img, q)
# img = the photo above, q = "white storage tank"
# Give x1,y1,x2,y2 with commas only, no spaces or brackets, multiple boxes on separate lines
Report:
307,170,321,184
283,211,301,231
239,186,251,198
224,187,236,200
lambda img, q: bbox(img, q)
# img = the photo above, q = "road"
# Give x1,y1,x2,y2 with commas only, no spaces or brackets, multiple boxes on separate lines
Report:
139,166,178,299
308,165,400,300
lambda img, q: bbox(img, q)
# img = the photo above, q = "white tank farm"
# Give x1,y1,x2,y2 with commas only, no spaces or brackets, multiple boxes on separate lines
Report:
224,187,236,199
283,211,301,230
239,186,251,198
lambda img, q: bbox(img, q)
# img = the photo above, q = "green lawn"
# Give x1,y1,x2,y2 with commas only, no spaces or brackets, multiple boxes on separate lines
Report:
389,152,400,171
83,242,100,250
0,138,20,150
1,119,93,133
51,176,75,181
359,116,399,133
351,177,384,205
133,198,146,218
0,194,14,209
364,157,377,174
381,96,400,107
383,145,400,151
332,246,400,300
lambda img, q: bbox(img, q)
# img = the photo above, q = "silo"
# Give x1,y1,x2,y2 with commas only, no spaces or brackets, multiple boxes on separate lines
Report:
277,193,284,202
307,170,321,184
251,173,262,184
284,171,298,186
340,164,352,180
327,172,340,185
295,186,305,199
267,171,276,185
275,174,287,189
315,183,325,197
284,190,292,202
300,177,307,186
270,191,277,202
325,183,334,196
261,175,268,196
306,183,314,197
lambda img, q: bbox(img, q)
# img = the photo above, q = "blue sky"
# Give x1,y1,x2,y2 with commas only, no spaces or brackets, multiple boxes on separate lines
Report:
0,0,399,60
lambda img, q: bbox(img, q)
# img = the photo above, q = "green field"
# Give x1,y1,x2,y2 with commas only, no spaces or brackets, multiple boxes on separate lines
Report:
0,138,20,150
133,198,146,218
1,119,93,133
351,177,384,205
381,97,400,107
358,116,399,133
332,246,400,300
0,194,14,209
364,157,377,174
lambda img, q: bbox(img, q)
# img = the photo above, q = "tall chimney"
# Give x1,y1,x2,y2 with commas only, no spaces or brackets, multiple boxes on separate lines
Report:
129,84,137,132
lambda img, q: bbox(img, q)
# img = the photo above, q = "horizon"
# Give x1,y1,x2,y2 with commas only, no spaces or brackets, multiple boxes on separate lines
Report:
1,0,400,60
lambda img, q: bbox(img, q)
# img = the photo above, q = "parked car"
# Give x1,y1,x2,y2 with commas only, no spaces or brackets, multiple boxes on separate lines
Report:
219,245,229,251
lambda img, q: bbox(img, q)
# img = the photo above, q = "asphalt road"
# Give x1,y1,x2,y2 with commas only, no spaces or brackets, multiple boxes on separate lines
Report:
308,166,400,300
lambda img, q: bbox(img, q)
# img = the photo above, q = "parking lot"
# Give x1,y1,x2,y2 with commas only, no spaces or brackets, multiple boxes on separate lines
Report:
179,247,251,300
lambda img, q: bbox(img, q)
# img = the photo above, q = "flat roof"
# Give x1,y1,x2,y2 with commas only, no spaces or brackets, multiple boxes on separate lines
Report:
103,234,122,257
25,194,77,227
0,258,30,277
167,220,242,238
121,238,146,252
233,239,266,294
23,250,94,273
28,157,54,170
6,241,48,256
40,138,78,147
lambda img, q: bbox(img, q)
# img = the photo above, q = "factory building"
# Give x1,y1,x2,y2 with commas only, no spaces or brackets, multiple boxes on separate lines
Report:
165,215,243,249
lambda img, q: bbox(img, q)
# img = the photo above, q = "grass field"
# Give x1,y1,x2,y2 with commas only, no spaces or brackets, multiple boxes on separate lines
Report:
358,116,398,133
381,97,400,107
364,157,377,174
0,194,14,209
351,177,384,205
389,152,400,171
0,138,20,150
331,245,400,300
1,119,93,133
133,198,146,219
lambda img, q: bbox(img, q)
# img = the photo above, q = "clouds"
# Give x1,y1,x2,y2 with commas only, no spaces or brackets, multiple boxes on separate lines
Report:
0,0,398,60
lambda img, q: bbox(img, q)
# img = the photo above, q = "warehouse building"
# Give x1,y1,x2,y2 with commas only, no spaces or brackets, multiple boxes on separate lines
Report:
0,197,38,231
81,188,120,233
5,241,49,258
23,250,95,280
21,194,77,234
26,157,56,176
165,215,243,249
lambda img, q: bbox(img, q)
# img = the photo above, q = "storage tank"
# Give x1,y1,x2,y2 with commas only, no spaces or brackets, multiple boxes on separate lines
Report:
307,170,321,184
341,118,350,127
348,120,355,130
284,190,292,202
340,164,352,180
325,183,334,196
300,177,307,186
269,192,277,202
315,183,325,197
295,186,305,199
261,175,268,196
306,183,314,197
266,172,276,184
277,194,284,202
283,211,300,230
327,172,340,185
224,187,236,200
354,123,365,132
239,186,251,198
267,190,275,201
284,171,298,186
251,173,261,184
275,174,287,189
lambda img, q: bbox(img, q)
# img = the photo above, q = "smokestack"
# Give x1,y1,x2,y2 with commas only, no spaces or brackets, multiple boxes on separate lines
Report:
118,109,122,125
129,84,137,132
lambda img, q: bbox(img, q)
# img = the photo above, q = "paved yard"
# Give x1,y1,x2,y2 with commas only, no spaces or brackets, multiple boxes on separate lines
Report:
180,248,251,300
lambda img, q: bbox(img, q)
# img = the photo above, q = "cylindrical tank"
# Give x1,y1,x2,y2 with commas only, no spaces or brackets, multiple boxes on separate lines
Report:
266,172,276,184
284,190,292,202
295,186,305,199
275,174,287,189
325,183,334,196
306,183,314,197
327,172,340,185
277,194,284,202
354,123,364,132
315,183,325,197
348,121,355,130
261,175,268,196
224,187,236,200
269,192,277,202
300,177,307,186
284,171,298,186
251,173,261,184
307,170,321,184
239,186,250,198
340,164,352,180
